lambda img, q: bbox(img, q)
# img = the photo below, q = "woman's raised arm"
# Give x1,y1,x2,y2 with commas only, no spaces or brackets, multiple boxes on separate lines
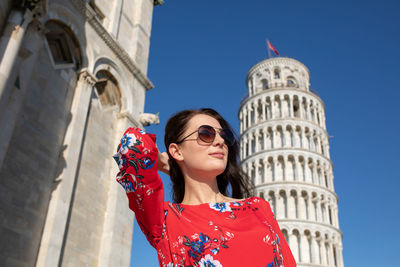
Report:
113,127,165,248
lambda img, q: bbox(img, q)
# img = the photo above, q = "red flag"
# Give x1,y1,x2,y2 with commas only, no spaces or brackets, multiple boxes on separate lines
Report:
267,40,279,55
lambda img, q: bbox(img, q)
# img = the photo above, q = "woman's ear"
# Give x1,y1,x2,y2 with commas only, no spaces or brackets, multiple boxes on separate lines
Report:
169,143,184,162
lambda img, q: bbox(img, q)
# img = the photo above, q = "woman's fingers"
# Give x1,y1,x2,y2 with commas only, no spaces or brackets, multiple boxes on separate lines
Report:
157,151,170,175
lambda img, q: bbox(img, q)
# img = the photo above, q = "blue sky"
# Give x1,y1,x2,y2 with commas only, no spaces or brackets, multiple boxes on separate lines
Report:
127,1,400,266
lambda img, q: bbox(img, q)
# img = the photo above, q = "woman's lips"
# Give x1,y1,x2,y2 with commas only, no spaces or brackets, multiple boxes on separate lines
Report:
209,152,225,159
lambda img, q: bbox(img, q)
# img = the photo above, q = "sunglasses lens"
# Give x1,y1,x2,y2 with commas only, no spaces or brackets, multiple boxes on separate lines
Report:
198,126,216,143
220,129,235,146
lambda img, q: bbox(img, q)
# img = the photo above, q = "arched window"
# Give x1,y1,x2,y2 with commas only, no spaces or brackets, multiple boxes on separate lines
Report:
287,76,297,87
274,68,281,79
261,78,269,89
44,20,82,68
95,70,122,109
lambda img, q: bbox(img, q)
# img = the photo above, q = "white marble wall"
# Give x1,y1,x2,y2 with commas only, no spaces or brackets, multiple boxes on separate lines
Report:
0,0,155,266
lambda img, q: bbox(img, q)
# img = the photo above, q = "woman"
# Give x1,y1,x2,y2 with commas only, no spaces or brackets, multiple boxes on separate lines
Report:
113,108,296,267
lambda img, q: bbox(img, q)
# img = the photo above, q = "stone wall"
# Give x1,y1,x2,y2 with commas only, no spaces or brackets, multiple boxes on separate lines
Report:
0,0,155,266
0,41,78,266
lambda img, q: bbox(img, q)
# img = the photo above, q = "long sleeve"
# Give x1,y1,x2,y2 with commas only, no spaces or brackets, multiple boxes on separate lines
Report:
262,200,297,267
113,127,164,248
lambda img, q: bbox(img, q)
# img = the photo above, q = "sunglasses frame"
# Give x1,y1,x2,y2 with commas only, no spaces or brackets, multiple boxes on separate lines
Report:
176,125,235,146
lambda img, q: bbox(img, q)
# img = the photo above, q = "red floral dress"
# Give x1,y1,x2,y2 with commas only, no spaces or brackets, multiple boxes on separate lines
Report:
113,127,296,267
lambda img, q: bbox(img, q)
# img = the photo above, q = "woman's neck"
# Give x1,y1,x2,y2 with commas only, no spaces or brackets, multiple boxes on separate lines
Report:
180,175,229,205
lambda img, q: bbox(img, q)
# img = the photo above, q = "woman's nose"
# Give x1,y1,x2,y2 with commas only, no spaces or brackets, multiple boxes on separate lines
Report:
213,132,225,147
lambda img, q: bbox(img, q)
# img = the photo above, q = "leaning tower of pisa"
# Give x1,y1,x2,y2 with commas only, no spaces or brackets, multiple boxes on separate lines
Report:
239,57,344,267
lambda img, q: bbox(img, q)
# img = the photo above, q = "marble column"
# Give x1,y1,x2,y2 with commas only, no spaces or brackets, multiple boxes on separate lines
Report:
337,244,344,267
0,9,31,97
262,98,266,121
299,195,307,220
293,157,299,181
283,157,288,181
287,192,296,219
36,70,97,267
0,9,33,169
299,97,304,119
307,196,315,221
271,97,276,119
289,95,294,117
320,239,327,266
255,131,260,153
316,197,322,223
289,233,299,263
99,113,136,267
276,193,284,219
247,106,251,128
311,233,320,264
300,233,310,263
255,161,260,185
328,241,335,266
263,159,268,183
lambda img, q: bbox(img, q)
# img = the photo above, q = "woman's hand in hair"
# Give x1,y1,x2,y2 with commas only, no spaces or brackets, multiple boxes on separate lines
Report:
157,151,170,175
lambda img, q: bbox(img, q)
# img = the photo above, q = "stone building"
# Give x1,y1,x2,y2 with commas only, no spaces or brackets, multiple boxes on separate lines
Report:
239,57,344,266
0,0,158,266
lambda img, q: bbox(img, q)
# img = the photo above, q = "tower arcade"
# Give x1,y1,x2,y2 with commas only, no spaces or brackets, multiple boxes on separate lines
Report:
239,57,344,267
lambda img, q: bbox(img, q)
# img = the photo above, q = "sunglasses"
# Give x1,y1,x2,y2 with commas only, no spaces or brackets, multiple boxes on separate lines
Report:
177,125,235,146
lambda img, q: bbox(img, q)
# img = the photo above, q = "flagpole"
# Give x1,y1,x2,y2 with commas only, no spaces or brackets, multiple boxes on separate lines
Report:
266,39,271,58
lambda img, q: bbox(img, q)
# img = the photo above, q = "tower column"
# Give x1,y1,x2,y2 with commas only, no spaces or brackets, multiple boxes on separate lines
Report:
298,194,307,220
255,160,260,185
337,244,344,267
36,70,97,267
262,97,266,121
271,97,277,119
293,156,299,181
254,101,259,124
328,241,335,266
306,99,311,122
311,232,320,264
300,233,310,263
335,206,340,228
283,156,288,181
299,97,305,119
247,106,251,128
307,195,315,221
262,128,268,151
289,232,299,263
287,191,295,219
255,131,260,153
316,197,322,222
0,9,34,169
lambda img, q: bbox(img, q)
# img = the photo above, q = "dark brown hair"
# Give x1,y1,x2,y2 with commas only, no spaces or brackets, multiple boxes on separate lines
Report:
164,108,254,203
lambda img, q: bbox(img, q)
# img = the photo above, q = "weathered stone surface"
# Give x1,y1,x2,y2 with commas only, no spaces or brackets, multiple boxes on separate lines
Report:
0,0,154,266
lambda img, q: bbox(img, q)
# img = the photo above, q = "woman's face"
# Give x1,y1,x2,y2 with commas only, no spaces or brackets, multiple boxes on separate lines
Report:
171,114,229,179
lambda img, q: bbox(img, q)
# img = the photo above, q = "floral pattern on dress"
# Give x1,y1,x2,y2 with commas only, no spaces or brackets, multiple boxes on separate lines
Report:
170,221,235,266
209,202,232,213
115,130,156,210
114,128,296,267
262,220,284,267
199,254,222,267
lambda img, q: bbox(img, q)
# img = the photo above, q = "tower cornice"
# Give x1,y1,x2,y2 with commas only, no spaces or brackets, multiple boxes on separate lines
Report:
239,117,329,138
239,87,325,112
246,57,310,84
241,147,334,169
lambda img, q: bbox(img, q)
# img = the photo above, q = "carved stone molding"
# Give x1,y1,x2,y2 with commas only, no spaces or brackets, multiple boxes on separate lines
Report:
78,69,97,86
70,0,154,91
